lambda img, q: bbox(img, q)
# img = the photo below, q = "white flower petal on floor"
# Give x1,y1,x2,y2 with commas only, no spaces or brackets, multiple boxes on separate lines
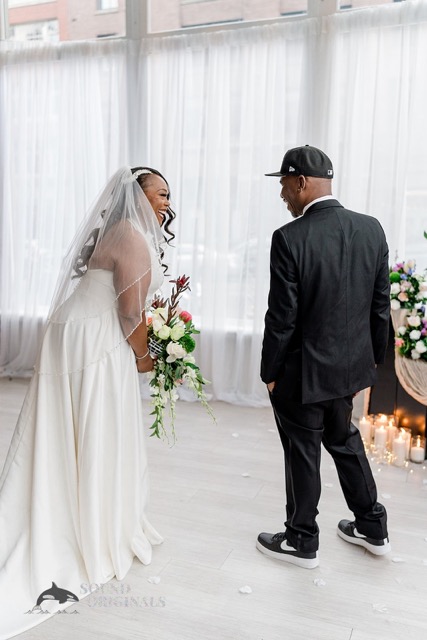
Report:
147,576,161,584
313,578,326,587
381,493,391,499
241,473,250,477
267,429,275,433
324,483,333,488
238,585,252,594
372,603,388,613
422,559,427,566
232,433,239,438
391,557,405,563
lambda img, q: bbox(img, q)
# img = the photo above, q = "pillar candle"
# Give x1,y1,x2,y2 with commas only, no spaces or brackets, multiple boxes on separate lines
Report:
358,416,372,444
399,428,411,459
392,436,406,467
374,425,387,450
376,414,388,427
410,437,425,463
386,422,397,448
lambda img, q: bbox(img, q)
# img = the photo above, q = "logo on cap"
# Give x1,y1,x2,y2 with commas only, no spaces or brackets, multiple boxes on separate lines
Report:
288,166,295,172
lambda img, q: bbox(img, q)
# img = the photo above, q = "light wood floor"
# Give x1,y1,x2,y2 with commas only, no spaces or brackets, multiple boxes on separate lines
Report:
1,377,427,640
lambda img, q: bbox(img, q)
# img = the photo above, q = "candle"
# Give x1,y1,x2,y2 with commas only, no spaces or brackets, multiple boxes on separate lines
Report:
374,425,387,450
358,416,372,444
386,421,397,447
410,436,425,463
376,414,388,427
399,428,412,459
393,435,406,467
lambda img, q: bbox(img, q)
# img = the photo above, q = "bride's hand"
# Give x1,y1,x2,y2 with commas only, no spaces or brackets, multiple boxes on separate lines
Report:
136,355,155,373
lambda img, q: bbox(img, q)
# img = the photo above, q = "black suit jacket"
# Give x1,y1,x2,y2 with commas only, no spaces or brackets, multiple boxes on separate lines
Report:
261,199,390,404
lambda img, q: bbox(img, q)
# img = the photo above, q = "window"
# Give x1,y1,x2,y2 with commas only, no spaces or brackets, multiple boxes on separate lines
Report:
9,18,58,41
8,0,53,6
96,0,118,10
6,0,125,41
340,0,405,8
149,0,308,33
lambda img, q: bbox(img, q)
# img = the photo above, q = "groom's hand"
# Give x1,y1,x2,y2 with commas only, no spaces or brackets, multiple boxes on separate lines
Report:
267,381,276,393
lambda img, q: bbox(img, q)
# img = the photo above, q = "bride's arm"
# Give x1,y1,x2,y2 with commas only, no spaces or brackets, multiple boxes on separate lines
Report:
127,313,154,373
111,228,154,370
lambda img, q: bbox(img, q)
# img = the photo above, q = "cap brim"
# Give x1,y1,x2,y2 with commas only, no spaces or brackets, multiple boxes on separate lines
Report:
264,172,284,177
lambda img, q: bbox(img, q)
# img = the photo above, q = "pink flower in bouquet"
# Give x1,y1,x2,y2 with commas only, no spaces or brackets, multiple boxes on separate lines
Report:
397,292,408,302
394,338,404,348
179,310,192,323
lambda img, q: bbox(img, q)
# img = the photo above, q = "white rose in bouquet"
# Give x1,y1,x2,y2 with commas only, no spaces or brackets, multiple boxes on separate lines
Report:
397,326,407,336
411,350,421,359
166,341,187,363
170,321,186,341
390,299,401,310
407,315,421,327
415,340,427,354
152,308,168,332
390,283,401,295
409,330,421,340
157,325,171,340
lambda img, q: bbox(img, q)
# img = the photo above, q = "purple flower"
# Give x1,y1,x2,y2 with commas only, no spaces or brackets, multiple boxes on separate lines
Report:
400,274,408,280
421,329,427,337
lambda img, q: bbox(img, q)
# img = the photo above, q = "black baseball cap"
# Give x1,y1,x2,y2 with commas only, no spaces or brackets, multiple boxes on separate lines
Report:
265,145,334,179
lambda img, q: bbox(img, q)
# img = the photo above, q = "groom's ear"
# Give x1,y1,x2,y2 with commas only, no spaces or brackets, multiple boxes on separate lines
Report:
297,175,306,191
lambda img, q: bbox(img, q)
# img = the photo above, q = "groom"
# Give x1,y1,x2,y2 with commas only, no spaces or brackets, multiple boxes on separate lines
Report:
258,145,391,569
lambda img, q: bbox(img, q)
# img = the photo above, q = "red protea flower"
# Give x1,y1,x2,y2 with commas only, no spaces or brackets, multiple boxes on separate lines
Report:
179,310,192,323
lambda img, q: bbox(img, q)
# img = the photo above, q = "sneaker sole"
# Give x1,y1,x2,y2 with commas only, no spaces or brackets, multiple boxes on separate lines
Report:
256,539,319,569
337,528,391,556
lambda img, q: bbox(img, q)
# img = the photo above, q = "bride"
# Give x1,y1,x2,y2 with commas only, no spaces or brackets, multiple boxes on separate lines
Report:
0,166,175,639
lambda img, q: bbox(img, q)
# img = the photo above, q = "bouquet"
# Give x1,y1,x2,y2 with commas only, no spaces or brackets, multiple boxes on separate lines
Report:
395,311,427,361
146,275,215,440
389,260,427,311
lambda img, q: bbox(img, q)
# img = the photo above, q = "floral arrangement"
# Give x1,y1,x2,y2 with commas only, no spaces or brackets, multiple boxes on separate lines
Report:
146,275,215,440
395,312,427,361
389,260,427,310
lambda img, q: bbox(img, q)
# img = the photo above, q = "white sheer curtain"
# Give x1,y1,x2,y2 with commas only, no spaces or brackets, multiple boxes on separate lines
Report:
139,22,309,404
0,39,129,375
1,1,427,405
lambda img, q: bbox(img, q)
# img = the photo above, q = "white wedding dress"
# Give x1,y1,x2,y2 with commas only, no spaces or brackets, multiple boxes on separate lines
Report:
0,245,164,639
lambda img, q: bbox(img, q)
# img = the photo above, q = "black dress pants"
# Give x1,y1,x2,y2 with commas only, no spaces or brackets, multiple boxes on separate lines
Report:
269,390,388,553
